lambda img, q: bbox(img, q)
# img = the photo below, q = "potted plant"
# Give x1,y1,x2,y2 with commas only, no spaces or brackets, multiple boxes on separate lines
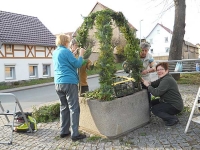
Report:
76,9,149,138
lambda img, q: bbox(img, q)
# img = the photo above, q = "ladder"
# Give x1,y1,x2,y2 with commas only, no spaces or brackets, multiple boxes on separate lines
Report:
184,86,200,133
0,93,33,145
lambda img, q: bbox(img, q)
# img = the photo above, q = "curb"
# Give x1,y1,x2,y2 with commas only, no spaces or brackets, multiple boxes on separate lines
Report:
0,70,125,93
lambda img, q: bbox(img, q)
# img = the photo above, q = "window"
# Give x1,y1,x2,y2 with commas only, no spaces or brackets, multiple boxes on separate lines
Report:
165,47,170,53
43,64,51,76
149,39,153,44
157,30,160,34
6,44,12,52
29,65,38,78
165,37,168,43
5,66,15,79
150,49,153,53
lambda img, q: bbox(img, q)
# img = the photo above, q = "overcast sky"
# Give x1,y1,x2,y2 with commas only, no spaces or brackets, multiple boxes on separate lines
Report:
1,0,200,44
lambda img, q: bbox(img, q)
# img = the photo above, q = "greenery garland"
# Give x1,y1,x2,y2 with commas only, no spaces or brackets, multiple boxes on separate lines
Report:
76,9,143,101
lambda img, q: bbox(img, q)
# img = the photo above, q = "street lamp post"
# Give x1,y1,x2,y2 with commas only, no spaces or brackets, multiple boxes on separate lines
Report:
140,20,143,44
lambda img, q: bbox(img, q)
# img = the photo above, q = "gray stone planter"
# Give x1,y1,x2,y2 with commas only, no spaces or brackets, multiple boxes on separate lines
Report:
79,90,150,139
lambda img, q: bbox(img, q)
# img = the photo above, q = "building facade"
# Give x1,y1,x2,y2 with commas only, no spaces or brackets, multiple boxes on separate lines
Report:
73,2,137,63
146,23,199,60
146,23,172,58
0,11,56,82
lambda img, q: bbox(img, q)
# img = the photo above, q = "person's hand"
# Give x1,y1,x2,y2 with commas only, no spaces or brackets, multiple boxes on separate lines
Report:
141,69,149,75
73,48,79,55
79,48,86,57
142,78,150,87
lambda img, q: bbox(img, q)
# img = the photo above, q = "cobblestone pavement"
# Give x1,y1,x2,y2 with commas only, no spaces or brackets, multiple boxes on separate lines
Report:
0,84,200,150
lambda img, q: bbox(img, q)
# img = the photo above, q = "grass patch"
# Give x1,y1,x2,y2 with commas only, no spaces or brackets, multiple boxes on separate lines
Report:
140,132,146,136
178,106,191,116
0,77,54,90
177,73,200,85
87,135,102,142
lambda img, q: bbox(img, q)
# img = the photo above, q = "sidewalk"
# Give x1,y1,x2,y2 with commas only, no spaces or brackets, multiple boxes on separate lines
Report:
0,77,200,149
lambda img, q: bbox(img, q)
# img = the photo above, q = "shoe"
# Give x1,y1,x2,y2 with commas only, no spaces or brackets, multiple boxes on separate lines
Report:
60,132,71,138
165,119,179,126
71,133,86,141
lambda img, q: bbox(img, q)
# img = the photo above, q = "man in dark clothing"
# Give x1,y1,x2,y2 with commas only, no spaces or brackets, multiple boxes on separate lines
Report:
142,62,183,126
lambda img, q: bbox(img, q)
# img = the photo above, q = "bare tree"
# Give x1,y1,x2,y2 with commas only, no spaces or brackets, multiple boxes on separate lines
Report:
169,0,186,61
148,0,186,80
168,0,186,80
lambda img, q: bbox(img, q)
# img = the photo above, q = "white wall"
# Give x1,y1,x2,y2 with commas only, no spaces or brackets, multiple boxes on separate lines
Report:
146,25,172,56
0,59,54,82
0,44,55,82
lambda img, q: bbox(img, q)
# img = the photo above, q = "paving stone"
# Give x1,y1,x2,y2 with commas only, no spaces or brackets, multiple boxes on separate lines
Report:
192,145,200,149
0,84,200,149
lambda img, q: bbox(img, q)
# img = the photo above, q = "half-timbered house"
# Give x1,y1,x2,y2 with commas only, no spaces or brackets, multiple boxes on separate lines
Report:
0,11,56,82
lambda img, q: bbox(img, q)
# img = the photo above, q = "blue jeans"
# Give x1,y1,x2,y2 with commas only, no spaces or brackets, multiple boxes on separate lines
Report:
55,84,80,137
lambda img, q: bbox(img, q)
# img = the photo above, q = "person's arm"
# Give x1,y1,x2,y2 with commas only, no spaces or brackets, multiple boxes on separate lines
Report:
150,79,161,88
79,48,85,57
142,78,160,88
142,56,156,75
67,50,84,68
146,66,155,74
148,57,156,73
148,79,169,97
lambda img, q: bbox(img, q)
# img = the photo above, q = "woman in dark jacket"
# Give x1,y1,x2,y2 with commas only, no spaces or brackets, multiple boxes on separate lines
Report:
142,62,183,126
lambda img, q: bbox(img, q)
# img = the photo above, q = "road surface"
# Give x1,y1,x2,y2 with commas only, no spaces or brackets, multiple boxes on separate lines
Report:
0,72,158,111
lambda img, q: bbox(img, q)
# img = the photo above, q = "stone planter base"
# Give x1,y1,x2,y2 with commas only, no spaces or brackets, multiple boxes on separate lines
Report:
79,90,150,139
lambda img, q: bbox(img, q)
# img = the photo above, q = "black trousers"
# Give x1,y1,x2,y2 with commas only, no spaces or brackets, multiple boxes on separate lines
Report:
79,85,89,95
151,99,181,122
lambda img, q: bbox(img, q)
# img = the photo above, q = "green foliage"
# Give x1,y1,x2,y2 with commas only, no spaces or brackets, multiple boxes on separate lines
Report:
84,86,115,101
140,132,147,136
151,95,160,101
13,81,20,85
87,135,102,142
115,63,123,70
32,103,60,123
178,106,191,116
115,45,124,56
0,77,54,90
75,9,142,100
83,47,92,59
177,73,200,85
115,46,126,62
87,63,122,75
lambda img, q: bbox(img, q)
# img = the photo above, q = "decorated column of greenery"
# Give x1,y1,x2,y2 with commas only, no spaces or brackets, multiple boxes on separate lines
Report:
76,9,143,101
94,11,116,100
113,12,143,89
